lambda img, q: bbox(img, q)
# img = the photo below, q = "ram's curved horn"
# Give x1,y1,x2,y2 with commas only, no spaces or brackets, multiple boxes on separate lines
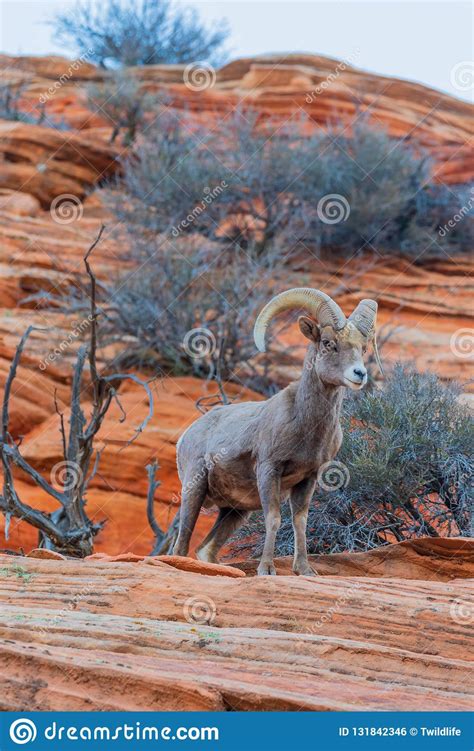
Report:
348,299,384,376
348,299,378,339
372,332,385,377
253,288,346,352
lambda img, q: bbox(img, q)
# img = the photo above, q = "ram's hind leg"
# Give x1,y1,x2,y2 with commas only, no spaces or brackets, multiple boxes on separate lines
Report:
196,507,248,563
173,464,208,557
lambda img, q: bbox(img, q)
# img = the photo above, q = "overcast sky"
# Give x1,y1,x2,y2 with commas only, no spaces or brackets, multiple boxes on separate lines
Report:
0,0,472,102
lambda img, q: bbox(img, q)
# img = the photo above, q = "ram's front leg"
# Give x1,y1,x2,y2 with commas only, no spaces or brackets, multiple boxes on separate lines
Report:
256,462,281,576
289,477,317,576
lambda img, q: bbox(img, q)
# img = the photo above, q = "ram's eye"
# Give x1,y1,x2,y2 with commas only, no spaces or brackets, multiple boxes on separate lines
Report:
322,339,336,352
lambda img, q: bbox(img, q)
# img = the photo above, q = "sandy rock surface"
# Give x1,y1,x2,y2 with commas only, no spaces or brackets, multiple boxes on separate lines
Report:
0,539,472,711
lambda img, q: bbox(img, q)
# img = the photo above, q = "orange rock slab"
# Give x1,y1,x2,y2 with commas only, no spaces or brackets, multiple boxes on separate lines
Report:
0,540,472,711
0,121,121,206
236,537,474,582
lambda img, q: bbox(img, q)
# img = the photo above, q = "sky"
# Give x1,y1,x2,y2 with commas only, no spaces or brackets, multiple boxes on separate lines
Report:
0,0,472,102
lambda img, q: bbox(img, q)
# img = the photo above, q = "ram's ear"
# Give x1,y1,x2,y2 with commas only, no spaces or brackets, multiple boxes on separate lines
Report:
298,315,320,344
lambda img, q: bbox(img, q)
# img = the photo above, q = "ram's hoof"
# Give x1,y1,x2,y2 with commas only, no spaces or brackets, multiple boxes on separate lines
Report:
293,564,317,577
257,561,277,576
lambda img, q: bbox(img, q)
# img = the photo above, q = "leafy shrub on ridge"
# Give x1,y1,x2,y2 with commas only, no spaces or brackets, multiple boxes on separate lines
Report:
111,111,473,260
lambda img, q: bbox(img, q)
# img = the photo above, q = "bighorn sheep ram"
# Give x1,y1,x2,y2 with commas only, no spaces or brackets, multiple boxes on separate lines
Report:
173,288,380,575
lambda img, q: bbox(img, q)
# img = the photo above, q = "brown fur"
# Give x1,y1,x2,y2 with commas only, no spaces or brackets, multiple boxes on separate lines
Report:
173,318,369,575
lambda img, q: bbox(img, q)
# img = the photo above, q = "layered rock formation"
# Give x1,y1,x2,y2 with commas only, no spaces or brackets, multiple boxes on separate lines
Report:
0,538,472,711
0,53,472,712
0,122,120,206
0,52,472,559
2,52,472,183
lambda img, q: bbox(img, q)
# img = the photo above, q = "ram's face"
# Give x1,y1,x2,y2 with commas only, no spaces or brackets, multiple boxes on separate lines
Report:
299,318,368,390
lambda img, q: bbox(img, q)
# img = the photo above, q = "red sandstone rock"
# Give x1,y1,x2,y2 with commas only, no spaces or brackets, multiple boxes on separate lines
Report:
92,552,149,563
0,189,40,215
0,543,472,711
0,54,101,82
149,555,246,577
235,537,474,581
0,54,471,715
0,121,121,206
26,548,66,560
85,553,108,559
0,51,471,183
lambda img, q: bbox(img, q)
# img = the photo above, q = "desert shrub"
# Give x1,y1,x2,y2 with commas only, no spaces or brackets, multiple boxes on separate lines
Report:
86,71,157,144
301,123,430,254
103,235,281,394
303,126,472,256
53,0,229,68
111,111,472,260
0,82,40,124
111,109,227,240
233,365,473,557
0,81,71,129
0,82,27,121
111,109,315,261
416,182,474,254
